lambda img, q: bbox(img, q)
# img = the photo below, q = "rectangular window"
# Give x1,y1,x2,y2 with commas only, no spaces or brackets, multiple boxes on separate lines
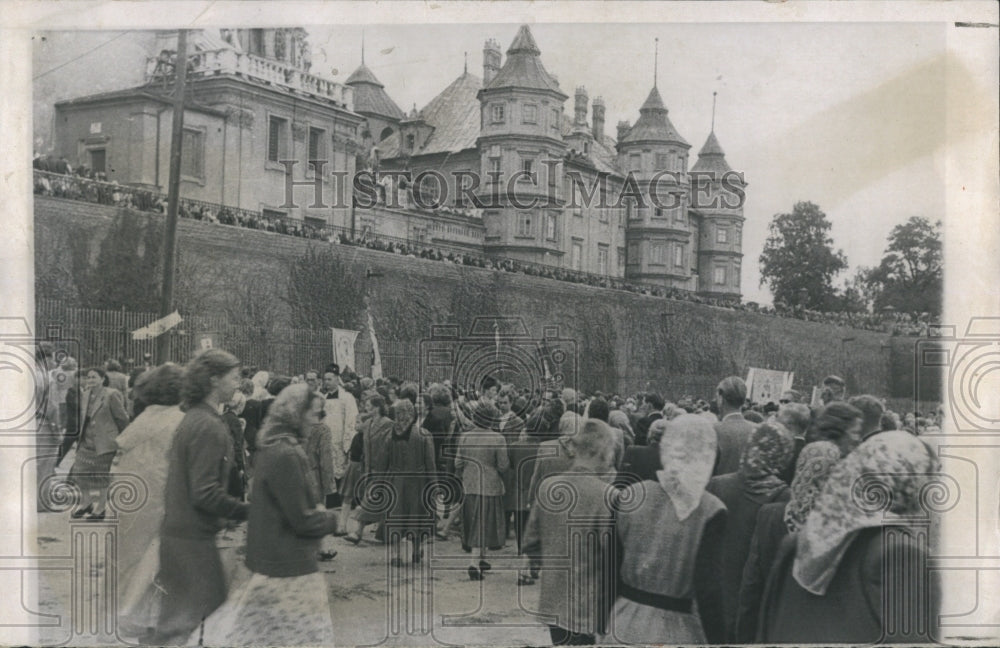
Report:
654,207,665,219
617,246,626,268
599,186,609,222
571,242,583,271
522,104,538,124
550,107,560,129
491,103,506,124
181,128,204,178
717,227,728,244
656,153,669,169
545,213,557,241
308,127,325,164
674,245,684,267
674,207,685,223
651,242,667,265
598,246,609,275
521,157,535,183
268,116,287,162
629,153,642,173
89,149,106,174
517,212,533,237
714,266,726,285
489,156,501,183
736,227,742,244
548,161,557,188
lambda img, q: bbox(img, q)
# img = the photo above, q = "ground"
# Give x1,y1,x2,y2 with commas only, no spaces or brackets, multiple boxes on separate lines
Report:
35,510,552,647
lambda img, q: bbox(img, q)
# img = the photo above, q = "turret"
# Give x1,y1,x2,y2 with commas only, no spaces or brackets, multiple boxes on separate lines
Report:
483,39,501,85
592,97,605,142
574,86,588,126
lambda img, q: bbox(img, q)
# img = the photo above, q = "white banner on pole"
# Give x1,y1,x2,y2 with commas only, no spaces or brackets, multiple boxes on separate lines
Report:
746,367,794,404
331,328,359,372
366,312,383,380
131,311,183,340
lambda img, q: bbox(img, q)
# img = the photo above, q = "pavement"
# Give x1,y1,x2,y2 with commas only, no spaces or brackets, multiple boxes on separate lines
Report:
34,510,553,647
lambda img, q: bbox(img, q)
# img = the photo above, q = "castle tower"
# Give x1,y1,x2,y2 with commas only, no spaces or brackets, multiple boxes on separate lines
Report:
345,46,405,145
691,121,745,300
617,51,693,291
476,25,568,266
591,97,606,142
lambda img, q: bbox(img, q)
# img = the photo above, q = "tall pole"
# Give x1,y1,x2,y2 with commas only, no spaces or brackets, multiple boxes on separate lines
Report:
157,29,188,364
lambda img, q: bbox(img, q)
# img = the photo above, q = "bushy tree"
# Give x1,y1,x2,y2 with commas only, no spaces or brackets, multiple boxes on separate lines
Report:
759,201,848,310
866,217,942,316
285,245,366,329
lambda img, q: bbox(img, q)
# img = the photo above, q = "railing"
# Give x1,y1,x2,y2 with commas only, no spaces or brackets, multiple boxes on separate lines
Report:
146,48,353,109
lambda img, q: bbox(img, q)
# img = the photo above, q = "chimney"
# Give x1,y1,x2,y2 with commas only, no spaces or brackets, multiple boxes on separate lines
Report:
574,86,588,126
592,97,606,142
617,120,631,143
483,39,501,84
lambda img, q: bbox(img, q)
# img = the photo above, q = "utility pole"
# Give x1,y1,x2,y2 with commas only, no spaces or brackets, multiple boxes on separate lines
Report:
157,29,188,364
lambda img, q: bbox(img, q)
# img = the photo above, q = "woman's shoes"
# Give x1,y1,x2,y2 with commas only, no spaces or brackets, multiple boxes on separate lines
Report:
478,560,492,572
343,534,361,545
318,550,338,561
467,566,482,581
85,510,106,521
70,504,93,519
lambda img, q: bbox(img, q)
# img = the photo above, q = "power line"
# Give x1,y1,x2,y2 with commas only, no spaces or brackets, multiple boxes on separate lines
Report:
33,31,131,80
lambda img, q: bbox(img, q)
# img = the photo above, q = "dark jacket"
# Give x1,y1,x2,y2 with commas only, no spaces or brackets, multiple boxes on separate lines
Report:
246,434,338,577
735,501,789,642
634,411,662,446
616,443,661,487
161,403,248,539
758,526,940,644
503,438,539,512
706,471,790,642
80,386,129,455
713,413,756,476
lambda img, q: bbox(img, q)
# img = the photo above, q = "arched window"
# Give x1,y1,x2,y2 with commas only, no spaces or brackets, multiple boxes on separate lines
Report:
380,126,395,142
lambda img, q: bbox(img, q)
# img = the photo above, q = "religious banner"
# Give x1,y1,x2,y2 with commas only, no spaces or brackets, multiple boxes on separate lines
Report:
131,311,182,340
746,367,795,404
195,332,220,352
366,312,383,380
332,328,360,372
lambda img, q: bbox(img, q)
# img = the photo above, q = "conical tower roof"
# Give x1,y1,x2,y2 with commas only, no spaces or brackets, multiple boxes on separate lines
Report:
690,131,733,173
619,86,689,147
482,25,565,96
345,64,405,121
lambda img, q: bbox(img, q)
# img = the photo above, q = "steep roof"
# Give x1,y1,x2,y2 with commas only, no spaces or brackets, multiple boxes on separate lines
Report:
345,64,405,121
690,131,733,173
381,71,483,157
619,86,689,147
560,114,621,177
483,25,565,96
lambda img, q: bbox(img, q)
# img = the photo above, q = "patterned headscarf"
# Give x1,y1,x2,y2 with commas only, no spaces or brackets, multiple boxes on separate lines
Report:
608,410,633,438
391,399,417,439
656,414,718,521
793,431,939,595
740,422,795,499
783,441,842,533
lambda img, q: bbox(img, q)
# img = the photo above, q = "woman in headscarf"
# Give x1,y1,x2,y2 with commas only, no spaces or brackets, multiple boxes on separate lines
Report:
345,394,394,544
381,399,437,565
199,384,339,646
112,363,186,639
706,421,795,642
758,432,941,643
601,414,727,645
808,401,864,456
454,402,509,580
734,441,842,642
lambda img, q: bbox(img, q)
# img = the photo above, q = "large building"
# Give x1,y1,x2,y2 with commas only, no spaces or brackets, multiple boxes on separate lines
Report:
48,26,745,299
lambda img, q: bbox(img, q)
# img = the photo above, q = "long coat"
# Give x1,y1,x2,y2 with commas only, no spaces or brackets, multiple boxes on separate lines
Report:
381,426,437,537
454,428,509,496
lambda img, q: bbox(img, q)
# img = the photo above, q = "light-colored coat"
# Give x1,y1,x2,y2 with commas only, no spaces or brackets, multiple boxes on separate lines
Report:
454,428,509,496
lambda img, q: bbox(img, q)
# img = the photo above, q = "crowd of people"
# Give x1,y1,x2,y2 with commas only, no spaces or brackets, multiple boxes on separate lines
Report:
34,341,944,646
34,163,933,336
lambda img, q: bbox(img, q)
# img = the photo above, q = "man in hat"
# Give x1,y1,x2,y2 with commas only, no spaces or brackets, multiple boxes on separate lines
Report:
713,376,756,476
820,375,846,404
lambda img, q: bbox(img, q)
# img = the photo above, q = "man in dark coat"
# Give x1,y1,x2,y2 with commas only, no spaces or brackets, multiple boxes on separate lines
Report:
633,392,664,446
713,376,756,476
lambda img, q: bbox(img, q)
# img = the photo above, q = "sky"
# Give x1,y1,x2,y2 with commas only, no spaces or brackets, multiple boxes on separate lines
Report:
29,21,949,306
307,22,948,305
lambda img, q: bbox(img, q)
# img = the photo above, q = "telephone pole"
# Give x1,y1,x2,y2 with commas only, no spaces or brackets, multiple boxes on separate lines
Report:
157,29,188,364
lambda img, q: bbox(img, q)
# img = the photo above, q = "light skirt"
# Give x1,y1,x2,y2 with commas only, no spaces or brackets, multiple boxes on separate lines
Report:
197,571,334,646
598,596,706,645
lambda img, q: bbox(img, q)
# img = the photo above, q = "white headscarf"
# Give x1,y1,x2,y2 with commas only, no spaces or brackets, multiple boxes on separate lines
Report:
250,371,270,400
655,414,718,521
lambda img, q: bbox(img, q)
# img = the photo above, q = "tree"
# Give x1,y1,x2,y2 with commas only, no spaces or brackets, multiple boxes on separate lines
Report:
866,217,942,316
284,245,366,330
759,201,848,310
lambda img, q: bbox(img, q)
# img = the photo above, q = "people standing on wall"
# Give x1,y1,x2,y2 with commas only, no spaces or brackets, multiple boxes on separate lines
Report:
151,349,249,646
69,367,129,521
